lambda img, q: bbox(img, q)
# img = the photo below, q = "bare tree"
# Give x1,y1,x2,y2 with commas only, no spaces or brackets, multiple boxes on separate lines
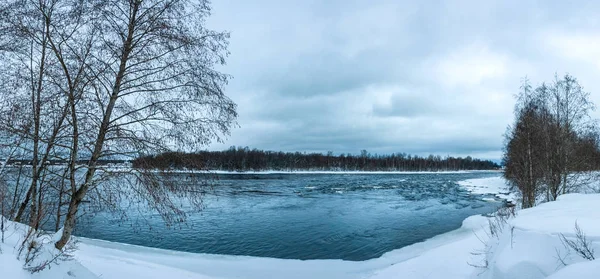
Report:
50,0,237,249
545,75,596,199
503,80,548,208
0,0,237,254
0,1,78,233
504,75,597,206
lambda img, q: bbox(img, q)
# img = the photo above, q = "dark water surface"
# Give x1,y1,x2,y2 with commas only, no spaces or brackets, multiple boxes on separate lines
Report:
74,172,503,261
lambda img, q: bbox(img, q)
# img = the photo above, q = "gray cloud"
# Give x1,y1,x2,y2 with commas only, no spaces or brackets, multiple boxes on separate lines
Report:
205,0,600,160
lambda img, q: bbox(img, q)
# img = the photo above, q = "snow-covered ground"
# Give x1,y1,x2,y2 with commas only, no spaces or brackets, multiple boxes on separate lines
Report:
481,193,600,279
0,245,28,279
546,259,600,279
2,175,600,279
371,193,600,279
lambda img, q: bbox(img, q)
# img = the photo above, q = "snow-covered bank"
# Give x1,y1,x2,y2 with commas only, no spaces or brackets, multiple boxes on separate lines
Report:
0,247,28,279
547,259,600,279
368,215,491,279
0,218,98,279
3,176,600,279
481,193,600,279
0,212,498,279
0,215,492,279
0,175,506,279
458,176,516,202
371,193,600,279
73,215,492,279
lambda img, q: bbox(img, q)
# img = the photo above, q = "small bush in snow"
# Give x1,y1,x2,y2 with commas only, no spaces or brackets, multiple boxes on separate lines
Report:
469,206,517,271
559,221,595,261
487,206,515,239
18,228,77,274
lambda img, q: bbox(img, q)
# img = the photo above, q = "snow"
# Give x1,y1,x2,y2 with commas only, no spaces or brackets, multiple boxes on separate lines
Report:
458,176,516,202
0,218,98,279
579,174,600,194
480,193,600,279
3,176,600,279
546,259,600,279
0,247,29,279
512,193,600,236
368,215,491,279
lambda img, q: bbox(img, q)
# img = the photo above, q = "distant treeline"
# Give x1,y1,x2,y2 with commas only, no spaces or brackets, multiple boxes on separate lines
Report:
132,147,500,171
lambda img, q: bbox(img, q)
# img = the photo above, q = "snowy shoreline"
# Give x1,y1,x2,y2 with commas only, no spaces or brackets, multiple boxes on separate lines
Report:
72,214,492,279
5,175,599,278
0,213,494,279
1,175,511,279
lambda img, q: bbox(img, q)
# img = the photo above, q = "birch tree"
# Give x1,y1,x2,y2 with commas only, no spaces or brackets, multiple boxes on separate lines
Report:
52,0,237,249
0,0,75,229
1,0,236,251
544,74,595,199
503,81,548,208
504,75,597,206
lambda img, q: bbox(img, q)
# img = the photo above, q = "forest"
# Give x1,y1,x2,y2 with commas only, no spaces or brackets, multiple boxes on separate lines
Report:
132,147,500,171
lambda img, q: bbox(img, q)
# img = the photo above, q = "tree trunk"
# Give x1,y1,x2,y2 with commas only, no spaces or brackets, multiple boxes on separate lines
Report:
9,165,24,218
54,191,83,249
55,0,141,250
14,184,33,222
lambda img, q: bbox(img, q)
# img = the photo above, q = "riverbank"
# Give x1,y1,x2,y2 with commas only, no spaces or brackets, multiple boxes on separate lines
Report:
76,215,493,279
0,175,509,279
0,213,493,279
3,176,599,278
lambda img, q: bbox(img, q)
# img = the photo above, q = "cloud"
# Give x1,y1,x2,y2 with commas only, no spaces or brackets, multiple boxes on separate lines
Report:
205,0,600,160
543,31,600,71
431,43,509,87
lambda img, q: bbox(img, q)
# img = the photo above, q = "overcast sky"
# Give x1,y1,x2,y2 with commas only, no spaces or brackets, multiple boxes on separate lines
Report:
205,0,600,160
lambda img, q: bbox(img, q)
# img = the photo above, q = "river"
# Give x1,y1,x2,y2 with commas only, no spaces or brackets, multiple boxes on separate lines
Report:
72,171,504,261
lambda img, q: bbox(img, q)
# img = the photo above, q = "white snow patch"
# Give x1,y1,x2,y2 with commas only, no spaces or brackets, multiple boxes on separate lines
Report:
481,193,600,279
546,259,600,279
0,219,98,279
458,176,516,202
367,215,491,279
0,247,29,279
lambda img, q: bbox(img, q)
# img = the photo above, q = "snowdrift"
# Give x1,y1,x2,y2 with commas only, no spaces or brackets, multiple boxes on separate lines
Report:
481,194,600,279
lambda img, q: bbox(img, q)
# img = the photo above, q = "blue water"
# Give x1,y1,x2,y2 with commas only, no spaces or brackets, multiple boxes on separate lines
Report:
74,172,503,261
